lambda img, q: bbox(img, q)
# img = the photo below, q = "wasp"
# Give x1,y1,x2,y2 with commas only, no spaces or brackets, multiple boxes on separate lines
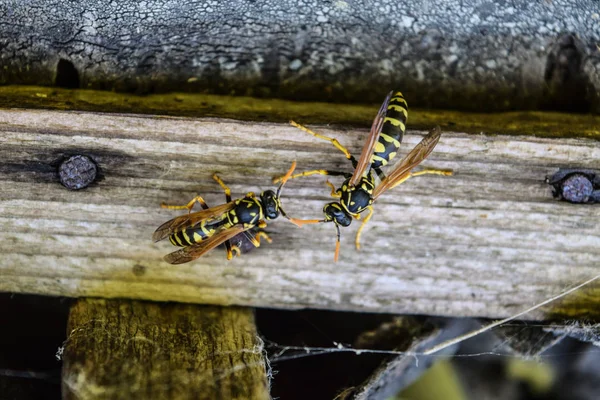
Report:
277,91,452,261
153,162,302,264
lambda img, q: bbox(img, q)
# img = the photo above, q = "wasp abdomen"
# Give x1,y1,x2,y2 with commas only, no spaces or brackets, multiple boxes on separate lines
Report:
169,219,227,247
371,92,408,169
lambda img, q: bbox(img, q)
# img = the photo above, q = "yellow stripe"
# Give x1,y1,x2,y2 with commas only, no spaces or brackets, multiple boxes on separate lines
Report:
172,234,184,246
374,141,386,153
387,104,408,119
371,154,387,163
379,133,401,148
201,224,211,236
383,117,406,131
181,230,192,245
390,95,407,106
193,232,202,242
169,236,177,246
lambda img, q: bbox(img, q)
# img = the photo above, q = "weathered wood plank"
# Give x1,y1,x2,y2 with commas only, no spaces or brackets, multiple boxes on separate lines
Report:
1,108,599,319
61,299,269,400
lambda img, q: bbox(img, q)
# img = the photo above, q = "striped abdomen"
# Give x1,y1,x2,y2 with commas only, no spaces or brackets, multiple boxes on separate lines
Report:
371,92,408,169
169,218,229,247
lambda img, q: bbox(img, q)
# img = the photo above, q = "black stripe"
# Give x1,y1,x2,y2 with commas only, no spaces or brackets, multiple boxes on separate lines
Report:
380,121,404,142
383,108,406,123
177,231,192,246
389,95,408,109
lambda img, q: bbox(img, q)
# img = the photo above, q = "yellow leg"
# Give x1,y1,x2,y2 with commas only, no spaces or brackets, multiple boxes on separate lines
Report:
227,245,241,260
325,181,341,198
161,195,208,212
355,206,374,250
273,168,349,184
390,168,453,190
249,231,273,247
212,173,232,200
290,120,352,160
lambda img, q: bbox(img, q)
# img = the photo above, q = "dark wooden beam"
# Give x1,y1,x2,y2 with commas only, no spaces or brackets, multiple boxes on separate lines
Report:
61,299,269,400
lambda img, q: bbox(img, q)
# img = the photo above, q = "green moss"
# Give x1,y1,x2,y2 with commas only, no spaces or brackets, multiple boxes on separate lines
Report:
545,285,600,319
1,85,599,140
396,360,466,400
506,359,554,395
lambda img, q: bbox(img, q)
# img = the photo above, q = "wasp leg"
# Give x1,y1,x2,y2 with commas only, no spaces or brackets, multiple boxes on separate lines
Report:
390,168,453,190
227,245,241,260
373,166,387,182
325,181,342,198
355,206,374,250
212,173,233,201
290,120,357,161
211,175,238,259
247,230,273,247
273,169,351,184
161,195,208,213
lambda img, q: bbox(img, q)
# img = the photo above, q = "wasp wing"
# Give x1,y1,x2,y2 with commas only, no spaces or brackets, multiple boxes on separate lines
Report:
349,91,393,187
152,201,236,242
372,126,443,200
163,225,248,264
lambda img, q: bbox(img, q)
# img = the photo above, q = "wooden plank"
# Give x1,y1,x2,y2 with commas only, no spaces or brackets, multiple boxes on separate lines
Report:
61,299,269,400
1,108,599,319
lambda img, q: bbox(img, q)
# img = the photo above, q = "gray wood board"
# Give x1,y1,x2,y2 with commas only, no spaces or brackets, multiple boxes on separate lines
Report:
1,109,599,319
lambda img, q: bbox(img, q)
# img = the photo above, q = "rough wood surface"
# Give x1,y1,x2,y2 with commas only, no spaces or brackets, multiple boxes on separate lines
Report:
1,1,599,112
62,299,269,400
1,108,599,319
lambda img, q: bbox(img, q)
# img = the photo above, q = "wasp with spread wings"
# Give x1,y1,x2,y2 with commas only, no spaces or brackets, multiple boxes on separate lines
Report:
276,91,452,261
153,162,302,264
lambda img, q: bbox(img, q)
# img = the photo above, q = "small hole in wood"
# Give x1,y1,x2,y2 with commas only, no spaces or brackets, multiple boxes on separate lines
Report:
55,59,80,89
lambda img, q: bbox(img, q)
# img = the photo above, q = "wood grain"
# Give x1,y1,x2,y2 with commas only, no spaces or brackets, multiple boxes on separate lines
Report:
1,109,599,319
62,299,269,400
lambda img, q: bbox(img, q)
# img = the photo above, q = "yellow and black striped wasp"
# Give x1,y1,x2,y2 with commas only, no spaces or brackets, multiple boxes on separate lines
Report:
153,162,302,264
277,91,452,261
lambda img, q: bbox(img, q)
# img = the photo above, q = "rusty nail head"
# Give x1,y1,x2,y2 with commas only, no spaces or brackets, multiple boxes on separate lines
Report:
58,155,97,190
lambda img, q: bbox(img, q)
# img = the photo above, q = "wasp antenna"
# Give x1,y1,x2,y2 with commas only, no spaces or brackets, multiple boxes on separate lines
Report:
286,216,324,228
280,203,324,227
276,161,297,197
334,224,341,262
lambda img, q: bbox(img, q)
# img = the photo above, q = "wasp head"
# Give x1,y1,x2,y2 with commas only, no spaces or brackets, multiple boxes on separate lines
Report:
323,202,352,227
260,190,281,220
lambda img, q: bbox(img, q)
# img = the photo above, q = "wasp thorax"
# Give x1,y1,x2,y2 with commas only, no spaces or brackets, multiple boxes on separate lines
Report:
323,202,352,227
260,190,280,220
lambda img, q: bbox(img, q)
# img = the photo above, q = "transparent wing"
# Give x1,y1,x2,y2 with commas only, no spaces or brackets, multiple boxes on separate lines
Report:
152,201,236,242
373,126,443,200
163,225,249,264
349,91,393,186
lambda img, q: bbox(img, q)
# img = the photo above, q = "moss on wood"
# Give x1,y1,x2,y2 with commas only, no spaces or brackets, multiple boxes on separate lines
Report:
1,86,599,140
